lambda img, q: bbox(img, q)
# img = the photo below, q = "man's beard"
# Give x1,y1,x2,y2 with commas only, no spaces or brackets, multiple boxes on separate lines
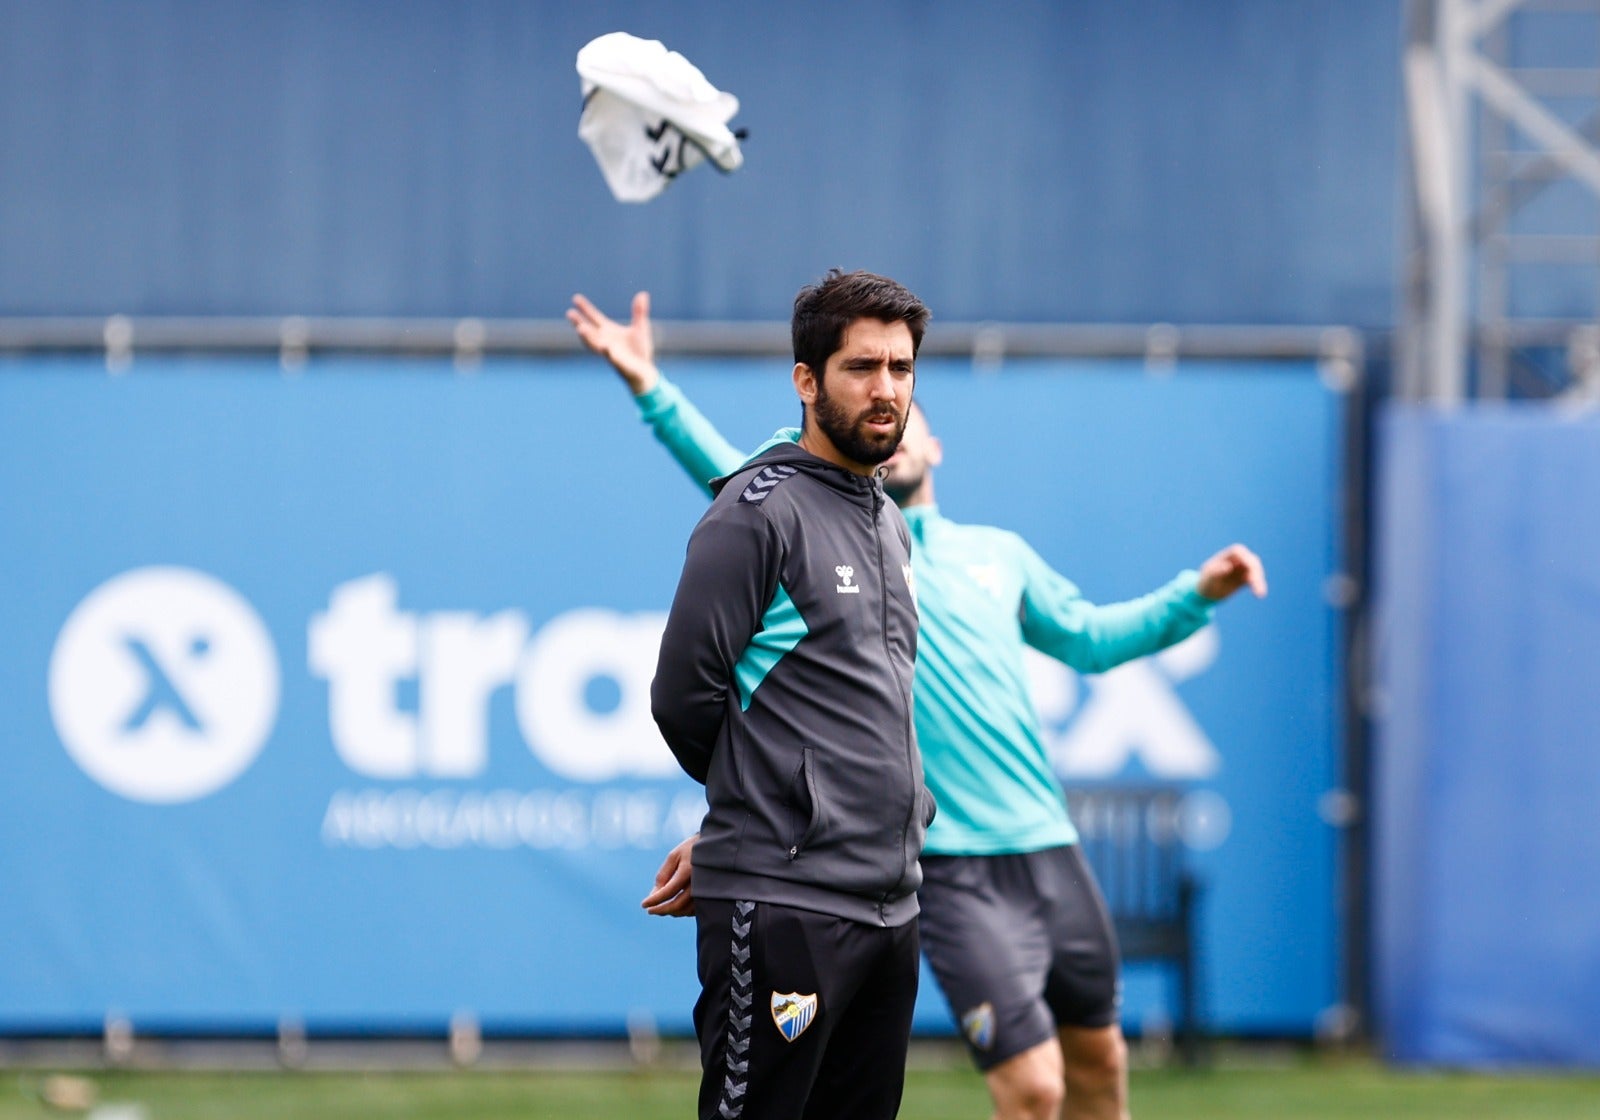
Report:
881,462,925,504
813,382,907,467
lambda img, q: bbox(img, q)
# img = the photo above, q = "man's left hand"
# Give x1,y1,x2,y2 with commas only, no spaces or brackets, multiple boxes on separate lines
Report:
641,834,697,917
1197,544,1268,601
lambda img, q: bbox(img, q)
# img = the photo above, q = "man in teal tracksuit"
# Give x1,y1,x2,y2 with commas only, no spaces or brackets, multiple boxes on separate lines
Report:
570,291,1267,1120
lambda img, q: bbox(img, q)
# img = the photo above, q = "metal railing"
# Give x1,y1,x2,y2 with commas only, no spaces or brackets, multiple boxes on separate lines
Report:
0,315,1364,382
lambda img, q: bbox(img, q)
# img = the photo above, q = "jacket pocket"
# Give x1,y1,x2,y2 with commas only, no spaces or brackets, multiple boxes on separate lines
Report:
784,747,822,861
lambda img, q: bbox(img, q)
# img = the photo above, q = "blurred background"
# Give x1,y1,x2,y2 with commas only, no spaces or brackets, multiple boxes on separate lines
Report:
2,0,1598,1093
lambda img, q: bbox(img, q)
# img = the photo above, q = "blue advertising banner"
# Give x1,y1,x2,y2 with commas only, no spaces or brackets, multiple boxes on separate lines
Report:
0,356,1343,1036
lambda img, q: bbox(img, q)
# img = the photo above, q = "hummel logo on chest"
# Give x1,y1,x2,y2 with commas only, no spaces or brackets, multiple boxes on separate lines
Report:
835,565,861,594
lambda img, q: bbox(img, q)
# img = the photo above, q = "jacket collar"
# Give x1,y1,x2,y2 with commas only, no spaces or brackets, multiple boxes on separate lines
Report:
711,429,884,506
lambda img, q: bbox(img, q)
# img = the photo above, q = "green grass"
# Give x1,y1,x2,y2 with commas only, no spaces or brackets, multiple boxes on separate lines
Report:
5,1056,1600,1119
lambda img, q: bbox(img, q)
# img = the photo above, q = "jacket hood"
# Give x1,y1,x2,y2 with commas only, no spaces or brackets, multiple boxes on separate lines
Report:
710,429,884,505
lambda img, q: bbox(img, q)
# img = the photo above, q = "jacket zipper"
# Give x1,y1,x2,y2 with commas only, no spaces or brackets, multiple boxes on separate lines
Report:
874,483,919,919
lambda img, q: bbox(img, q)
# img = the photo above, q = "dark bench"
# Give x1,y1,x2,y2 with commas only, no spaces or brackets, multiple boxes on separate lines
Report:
1064,786,1204,1064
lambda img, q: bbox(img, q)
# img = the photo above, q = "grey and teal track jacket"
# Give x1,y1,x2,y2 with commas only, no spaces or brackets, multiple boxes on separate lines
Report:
637,375,1216,858
651,437,933,927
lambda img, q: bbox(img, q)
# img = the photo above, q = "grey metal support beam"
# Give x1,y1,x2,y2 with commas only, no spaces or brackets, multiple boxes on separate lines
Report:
0,316,1361,369
1404,0,1600,402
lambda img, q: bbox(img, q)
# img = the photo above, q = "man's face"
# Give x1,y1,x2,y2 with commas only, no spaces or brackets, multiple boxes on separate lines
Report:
810,318,915,468
881,403,939,504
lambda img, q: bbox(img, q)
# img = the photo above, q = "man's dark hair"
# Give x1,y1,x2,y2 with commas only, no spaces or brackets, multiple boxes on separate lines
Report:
791,269,931,376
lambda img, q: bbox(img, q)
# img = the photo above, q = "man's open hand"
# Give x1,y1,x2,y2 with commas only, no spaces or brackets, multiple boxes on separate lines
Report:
567,291,659,395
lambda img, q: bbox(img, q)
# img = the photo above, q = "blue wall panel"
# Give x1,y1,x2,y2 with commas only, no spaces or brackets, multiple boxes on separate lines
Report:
0,0,1401,325
1374,406,1600,1066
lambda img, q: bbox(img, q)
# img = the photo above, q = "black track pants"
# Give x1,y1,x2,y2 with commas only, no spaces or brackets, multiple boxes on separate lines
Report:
693,898,920,1120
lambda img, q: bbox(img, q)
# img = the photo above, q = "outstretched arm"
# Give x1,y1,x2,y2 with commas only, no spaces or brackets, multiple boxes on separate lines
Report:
641,834,697,917
1020,540,1269,674
568,291,746,496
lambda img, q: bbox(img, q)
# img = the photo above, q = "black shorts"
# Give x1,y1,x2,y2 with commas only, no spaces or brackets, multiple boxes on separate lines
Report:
918,844,1120,1070
693,898,920,1120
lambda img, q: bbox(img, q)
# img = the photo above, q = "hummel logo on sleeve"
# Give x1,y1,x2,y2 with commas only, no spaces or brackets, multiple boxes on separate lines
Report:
738,465,798,504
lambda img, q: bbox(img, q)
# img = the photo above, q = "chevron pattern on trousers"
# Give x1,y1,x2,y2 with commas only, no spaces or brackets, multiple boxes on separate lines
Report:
716,900,757,1120
739,465,798,504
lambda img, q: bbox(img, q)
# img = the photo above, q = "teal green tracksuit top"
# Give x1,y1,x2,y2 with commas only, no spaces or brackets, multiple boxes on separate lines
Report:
635,376,1216,855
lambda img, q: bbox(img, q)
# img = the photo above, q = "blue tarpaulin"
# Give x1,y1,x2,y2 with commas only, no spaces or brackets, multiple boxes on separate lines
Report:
1375,404,1600,1066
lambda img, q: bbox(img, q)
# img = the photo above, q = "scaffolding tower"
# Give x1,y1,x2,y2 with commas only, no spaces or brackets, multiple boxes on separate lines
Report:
1404,0,1600,403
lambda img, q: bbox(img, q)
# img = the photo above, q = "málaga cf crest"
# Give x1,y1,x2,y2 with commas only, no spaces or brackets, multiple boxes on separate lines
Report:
770,991,818,1042
961,1002,995,1051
